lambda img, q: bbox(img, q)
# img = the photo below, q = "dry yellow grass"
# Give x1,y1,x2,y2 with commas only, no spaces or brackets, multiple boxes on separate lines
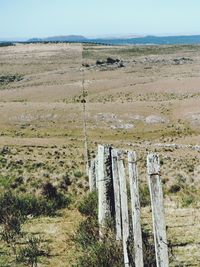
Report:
0,42,199,266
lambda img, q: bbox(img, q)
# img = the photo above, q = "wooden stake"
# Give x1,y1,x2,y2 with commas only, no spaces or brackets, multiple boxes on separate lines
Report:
89,159,96,192
118,150,130,267
95,157,98,190
128,151,144,267
111,149,122,240
147,154,169,267
97,145,113,236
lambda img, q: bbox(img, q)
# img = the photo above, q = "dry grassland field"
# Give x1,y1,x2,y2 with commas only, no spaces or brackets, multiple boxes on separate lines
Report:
0,42,200,266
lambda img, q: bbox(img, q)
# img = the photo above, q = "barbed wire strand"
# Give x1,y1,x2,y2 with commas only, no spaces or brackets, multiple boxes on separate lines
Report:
81,44,89,175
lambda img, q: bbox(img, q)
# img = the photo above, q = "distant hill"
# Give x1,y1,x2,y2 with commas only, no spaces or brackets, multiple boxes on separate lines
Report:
28,38,43,42
28,35,87,42
3,34,200,45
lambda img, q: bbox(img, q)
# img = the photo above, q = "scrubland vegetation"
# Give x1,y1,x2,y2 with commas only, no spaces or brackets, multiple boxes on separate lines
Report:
0,42,199,266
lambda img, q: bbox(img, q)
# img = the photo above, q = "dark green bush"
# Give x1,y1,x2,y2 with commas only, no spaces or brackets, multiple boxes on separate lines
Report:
0,74,23,85
75,190,124,267
74,171,83,178
139,184,151,207
168,184,181,193
17,236,50,267
42,182,58,199
59,174,72,190
75,217,99,249
168,177,200,207
0,42,14,47
142,228,156,266
75,233,123,267
78,191,98,217
0,191,71,219
75,190,157,267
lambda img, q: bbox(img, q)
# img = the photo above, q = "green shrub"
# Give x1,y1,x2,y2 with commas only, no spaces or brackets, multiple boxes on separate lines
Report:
168,184,181,193
139,184,151,207
78,191,98,217
75,190,157,266
75,232,123,267
74,171,83,178
59,174,72,190
15,194,71,216
180,191,196,207
42,182,57,199
17,236,50,267
0,74,23,85
0,42,14,47
75,190,124,267
142,228,156,266
0,192,25,255
168,179,200,207
75,217,99,249
0,191,71,219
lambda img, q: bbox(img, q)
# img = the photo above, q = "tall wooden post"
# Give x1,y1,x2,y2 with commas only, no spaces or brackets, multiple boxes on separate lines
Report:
111,149,122,240
89,159,97,192
128,151,144,267
98,145,113,236
118,150,130,267
95,157,99,190
147,154,169,267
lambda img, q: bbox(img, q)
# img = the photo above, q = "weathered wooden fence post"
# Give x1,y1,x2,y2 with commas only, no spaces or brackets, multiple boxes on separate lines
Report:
147,154,169,267
111,149,122,241
95,157,98,190
117,150,130,267
128,151,144,267
97,144,114,237
88,158,97,192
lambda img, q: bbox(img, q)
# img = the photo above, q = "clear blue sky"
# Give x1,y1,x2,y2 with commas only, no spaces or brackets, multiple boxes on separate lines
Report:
1,0,200,39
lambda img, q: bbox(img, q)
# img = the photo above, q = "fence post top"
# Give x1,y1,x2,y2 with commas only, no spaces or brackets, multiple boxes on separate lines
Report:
128,151,137,163
98,144,113,150
147,153,160,175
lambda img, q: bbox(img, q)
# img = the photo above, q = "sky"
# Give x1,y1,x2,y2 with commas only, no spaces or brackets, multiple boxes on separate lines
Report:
1,0,200,39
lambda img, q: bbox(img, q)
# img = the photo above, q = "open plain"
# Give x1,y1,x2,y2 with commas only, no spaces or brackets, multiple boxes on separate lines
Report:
0,42,200,266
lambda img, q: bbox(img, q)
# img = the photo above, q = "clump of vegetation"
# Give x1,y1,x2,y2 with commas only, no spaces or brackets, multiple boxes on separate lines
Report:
0,42,15,47
75,191,157,267
139,183,151,207
0,189,71,219
0,74,23,86
168,174,200,207
17,236,50,267
0,188,69,265
74,171,83,178
59,173,72,190
1,197,25,255
78,191,98,217
76,231,123,267
142,229,157,266
75,192,123,267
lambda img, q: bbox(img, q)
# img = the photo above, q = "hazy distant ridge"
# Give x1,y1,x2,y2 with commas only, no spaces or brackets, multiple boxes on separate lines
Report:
28,35,87,42
2,34,200,45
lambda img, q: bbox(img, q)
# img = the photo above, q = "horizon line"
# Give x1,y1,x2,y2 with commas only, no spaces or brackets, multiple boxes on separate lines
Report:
1,33,200,41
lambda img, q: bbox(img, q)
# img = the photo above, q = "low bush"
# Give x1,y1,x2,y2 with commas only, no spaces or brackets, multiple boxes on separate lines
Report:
139,184,151,207
75,190,158,267
0,74,23,85
0,190,71,219
17,235,50,267
168,177,200,207
0,42,15,47
75,191,123,266
78,191,98,217
75,232,123,267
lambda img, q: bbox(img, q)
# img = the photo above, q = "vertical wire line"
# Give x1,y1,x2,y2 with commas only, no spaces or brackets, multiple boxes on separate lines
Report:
81,44,89,175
